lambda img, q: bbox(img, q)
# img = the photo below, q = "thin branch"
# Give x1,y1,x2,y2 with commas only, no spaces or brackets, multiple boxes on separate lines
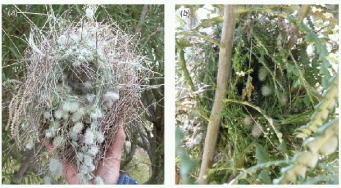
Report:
176,43,196,92
177,31,221,47
230,160,289,184
135,5,148,34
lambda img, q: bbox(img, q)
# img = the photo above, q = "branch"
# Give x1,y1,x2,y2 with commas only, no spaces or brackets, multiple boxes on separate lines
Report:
135,5,148,34
286,5,310,50
177,31,221,47
176,103,210,122
197,5,235,184
230,160,289,184
177,43,196,92
13,147,40,184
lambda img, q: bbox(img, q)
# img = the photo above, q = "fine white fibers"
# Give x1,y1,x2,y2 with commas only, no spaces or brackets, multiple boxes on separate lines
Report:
83,154,93,167
62,101,80,113
71,107,86,122
88,145,99,156
62,111,69,120
57,35,67,45
46,127,56,138
49,158,64,176
25,137,34,150
73,122,84,134
88,163,96,171
86,94,96,103
83,81,93,90
84,128,94,145
72,60,82,67
43,111,51,119
20,122,28,129
90,108,103,119
85,6,95,20
45,131,53,139
279,94,288,105
53,136,64,148
51,121,60,129
193,133,203,144
96,131,105,143
103,91,119,109
71,109,84,122
69,131,78,141
243,116,253,126
77,152,84,162
94,176,104,184
261,85,272,96
103,91,120,101
43,176,52,184
252,124,263,138
80,164,90,175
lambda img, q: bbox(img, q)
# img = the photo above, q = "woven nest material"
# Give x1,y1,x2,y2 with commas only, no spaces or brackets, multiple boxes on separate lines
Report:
7,7,151,183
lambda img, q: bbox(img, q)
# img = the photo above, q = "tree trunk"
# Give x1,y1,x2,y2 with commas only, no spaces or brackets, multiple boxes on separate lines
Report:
197,5,236,184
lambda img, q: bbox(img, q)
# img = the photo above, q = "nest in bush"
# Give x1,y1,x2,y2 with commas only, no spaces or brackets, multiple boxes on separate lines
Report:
7,6,152,183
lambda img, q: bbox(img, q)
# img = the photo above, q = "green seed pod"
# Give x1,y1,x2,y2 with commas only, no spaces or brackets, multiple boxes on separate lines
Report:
261,85,272,96
258,66,268,81
294,151,318,169
318,135,338,155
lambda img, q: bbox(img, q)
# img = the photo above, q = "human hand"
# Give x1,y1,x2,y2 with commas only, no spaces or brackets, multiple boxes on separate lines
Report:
43,125,126,184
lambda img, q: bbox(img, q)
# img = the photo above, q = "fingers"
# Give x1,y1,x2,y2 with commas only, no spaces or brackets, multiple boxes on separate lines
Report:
63,162,81,184
108,125,126,159
43,139,81,184
95,125,126,184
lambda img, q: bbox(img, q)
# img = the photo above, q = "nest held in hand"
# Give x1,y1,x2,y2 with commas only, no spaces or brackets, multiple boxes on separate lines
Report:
7,6,151,184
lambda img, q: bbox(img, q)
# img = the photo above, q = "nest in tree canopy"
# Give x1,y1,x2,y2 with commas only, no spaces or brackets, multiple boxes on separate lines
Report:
7,7,154,183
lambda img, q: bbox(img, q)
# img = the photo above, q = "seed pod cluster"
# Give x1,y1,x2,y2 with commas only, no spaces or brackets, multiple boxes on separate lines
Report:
273,118,339,184
295,74,339,139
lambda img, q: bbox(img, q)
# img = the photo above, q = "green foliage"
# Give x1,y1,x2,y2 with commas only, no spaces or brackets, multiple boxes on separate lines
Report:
176,4,338,184
176,127,197,184
274,118,339,184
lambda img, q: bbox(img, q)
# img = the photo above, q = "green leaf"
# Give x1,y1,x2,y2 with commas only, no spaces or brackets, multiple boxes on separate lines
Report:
305,32,318,43
293,79,301,88
278,141,287,153
287,65,299,76
258,169,272,184
299,22,311,32
176,127,184,148
319,60,331,75
303,94,311,106
316,44,329,60
255,143,268,164
322,77,329,89
287,15,298,23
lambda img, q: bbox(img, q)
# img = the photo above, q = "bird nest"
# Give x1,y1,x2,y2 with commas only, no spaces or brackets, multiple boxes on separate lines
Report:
7,6,152,183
